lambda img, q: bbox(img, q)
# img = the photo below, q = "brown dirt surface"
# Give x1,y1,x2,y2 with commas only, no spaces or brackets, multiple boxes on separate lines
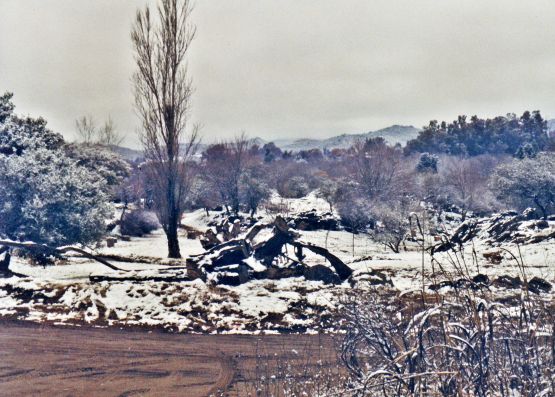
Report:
0,320,338,397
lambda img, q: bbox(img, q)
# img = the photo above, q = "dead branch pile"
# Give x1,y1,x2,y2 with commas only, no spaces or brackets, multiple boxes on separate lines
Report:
189,216,352,285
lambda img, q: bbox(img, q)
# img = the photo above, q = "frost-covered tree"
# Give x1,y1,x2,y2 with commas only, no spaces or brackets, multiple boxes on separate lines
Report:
0,93,64,156
262,142,282,163
202,134,257,215
371,200,415,253
240,168,271,217
0,93,113,274
188,177,219,216
336,185,373,256
490,152,555,219
416,152,438,173
515,142,538,159
226,134,252,214
442,156,499,219
317,179,338,212
75,115,125,147
350,138,406,199
97,116,125,146
64,143,131,187
0,149,111,247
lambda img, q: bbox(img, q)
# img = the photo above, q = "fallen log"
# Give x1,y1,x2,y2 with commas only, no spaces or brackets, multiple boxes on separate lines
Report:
89,268,191,283
0,239,125,272
291,241,352,280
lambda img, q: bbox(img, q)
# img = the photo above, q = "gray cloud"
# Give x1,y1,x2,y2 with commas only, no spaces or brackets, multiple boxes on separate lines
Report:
1,0,555,147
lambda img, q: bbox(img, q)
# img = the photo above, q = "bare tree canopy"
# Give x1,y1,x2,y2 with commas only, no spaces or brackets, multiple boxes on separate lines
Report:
75,115,125,146
97,116,125,146
131,0,198,259
75,115,96,144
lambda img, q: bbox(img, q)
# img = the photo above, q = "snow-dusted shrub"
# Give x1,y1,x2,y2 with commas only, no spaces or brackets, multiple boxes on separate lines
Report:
120,210,160,236
416,152,438,173
0,148,111,246
490,152,555,219
278,176,310,198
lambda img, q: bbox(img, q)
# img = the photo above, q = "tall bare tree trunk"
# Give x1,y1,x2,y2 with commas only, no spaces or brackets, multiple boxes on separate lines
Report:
132,0,198,259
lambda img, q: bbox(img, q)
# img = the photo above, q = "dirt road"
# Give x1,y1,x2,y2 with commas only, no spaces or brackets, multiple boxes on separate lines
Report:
0,320,338,396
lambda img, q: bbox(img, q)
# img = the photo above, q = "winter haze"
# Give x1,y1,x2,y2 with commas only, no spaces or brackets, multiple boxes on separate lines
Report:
2,0,555,146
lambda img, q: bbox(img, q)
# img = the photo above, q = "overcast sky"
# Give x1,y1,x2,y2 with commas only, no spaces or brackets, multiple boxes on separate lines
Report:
1,1,555,147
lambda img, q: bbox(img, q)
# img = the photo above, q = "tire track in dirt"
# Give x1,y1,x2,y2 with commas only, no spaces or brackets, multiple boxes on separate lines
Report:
206,354,236,397
0,320,337,396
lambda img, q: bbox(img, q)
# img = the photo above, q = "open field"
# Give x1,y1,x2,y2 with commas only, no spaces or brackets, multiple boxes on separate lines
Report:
0,320,337,397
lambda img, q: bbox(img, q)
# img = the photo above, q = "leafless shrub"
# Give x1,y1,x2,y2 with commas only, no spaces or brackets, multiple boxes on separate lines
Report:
340,246,554,397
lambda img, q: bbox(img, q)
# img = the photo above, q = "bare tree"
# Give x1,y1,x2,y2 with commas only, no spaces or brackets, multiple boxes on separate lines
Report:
131,0,198,258
317,179,338,212
371,199,415,253
228,132,252,214
336,185,372,257
350,138,405,199
97,116,125,146
75,115,96,144
240,165,270,217
442,155,498,219
203,133,252,215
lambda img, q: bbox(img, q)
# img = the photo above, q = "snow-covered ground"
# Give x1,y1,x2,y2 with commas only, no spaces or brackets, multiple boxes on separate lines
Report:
0,193,553,333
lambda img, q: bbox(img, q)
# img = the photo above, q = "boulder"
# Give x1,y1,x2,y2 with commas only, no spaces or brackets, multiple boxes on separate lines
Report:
289,210,339,231
527,277,552,294
303,264,341,284
493,275,522,289
483,250,503,264
200,229,221,250
349,270,393,287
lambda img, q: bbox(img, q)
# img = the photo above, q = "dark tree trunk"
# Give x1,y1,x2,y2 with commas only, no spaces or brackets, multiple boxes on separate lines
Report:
387,241,400,254
166,219,182,259
232,197,240,215
533,197,548,220
0,248,11,276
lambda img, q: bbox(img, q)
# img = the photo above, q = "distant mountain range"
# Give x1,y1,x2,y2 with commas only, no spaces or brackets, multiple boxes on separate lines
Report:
112,124,422,161
112,119,555,161
268,125,420,151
